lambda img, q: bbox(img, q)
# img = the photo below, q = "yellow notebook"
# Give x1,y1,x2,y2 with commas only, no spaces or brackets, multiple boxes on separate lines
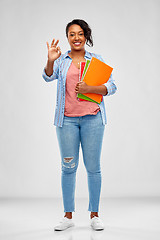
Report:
80,57,113,103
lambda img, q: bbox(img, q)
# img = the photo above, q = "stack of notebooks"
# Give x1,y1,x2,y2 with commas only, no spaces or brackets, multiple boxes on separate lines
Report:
77,57,113,104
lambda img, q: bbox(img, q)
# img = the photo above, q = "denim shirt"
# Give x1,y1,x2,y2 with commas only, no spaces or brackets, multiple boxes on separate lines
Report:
42,50,117,127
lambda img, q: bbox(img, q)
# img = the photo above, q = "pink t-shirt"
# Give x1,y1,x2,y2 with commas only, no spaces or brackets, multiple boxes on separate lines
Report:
64,62,100,117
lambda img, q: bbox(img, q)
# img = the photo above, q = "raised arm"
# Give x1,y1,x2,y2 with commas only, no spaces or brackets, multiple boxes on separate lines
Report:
45,39,61,76
42,39,61,82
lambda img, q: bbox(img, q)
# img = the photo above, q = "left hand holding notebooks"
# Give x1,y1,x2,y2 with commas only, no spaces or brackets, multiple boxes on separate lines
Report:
77,57,113,104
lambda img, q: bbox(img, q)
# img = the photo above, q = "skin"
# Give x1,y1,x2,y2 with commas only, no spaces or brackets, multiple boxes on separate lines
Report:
45,24,107,219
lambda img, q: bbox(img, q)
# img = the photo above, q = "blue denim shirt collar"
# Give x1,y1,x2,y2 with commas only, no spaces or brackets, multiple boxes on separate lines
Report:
61,50,92,60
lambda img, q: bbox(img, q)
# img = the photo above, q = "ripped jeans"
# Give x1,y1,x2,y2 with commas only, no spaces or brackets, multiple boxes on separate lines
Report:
56,111,105,212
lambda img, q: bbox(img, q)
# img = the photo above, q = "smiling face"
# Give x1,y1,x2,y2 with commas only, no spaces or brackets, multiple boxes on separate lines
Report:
67,24,86,51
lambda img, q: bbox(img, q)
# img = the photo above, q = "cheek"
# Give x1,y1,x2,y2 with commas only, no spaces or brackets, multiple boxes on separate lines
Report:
68,37,73,43
83,37,86,43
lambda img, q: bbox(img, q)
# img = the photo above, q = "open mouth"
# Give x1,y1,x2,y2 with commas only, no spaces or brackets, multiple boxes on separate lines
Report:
73,42,81,46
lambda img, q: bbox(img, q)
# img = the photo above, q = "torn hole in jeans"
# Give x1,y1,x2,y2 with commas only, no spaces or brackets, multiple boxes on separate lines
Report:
62,162,75,168
63,157,74,163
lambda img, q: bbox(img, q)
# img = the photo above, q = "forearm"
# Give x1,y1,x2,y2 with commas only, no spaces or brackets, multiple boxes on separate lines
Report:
45,60,54,77
87,85,108,96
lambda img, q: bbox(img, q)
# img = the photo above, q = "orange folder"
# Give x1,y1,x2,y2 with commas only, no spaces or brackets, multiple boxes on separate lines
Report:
81,57,113,103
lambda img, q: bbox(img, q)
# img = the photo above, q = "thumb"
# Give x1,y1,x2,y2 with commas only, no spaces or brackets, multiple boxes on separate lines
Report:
58,50,61,57
57,46,61,57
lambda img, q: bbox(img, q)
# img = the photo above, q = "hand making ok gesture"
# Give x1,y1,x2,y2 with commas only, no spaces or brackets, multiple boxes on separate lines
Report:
46,38,61,62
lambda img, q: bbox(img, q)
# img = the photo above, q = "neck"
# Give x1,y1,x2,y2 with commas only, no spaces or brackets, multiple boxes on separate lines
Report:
69,49,85,58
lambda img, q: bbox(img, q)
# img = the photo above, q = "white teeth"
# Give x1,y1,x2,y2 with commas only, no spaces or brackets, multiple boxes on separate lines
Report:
74,42,81,45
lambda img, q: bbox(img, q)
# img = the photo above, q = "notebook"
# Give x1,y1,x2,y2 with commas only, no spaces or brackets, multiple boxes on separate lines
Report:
78,61,99,103
77,57,113,103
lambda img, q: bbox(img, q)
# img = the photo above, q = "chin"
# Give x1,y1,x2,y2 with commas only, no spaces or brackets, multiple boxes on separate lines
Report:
72,46,85,51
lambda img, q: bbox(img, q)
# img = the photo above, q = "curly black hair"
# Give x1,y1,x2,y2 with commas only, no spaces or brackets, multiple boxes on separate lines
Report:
66,19,93,47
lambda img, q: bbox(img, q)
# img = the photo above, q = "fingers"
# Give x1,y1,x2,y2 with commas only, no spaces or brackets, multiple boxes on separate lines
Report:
76,82,80,88
46,41,49,50
46,39,61,57
46,40,59,49
77,81,82,85
54,39,59,46
51,38,55,47
75,83,80,92
51,38,59,47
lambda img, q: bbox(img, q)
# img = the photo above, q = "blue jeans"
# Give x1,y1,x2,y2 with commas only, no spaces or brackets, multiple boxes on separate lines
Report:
56,111,105,212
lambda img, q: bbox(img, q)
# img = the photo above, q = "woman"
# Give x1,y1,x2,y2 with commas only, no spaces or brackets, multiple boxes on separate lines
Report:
42,19,117,231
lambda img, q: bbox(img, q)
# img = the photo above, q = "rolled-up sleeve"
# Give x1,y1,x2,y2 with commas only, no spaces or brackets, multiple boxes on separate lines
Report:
97,55,117,96
42,58,60,82
103,73,117,96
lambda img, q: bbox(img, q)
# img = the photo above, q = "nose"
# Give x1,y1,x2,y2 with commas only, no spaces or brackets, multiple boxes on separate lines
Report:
75,34,79,40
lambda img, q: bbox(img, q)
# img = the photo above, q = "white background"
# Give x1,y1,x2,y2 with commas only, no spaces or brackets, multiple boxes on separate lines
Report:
0,0,160,198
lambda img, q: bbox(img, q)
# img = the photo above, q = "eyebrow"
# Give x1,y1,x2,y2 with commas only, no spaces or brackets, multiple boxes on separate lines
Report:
69,31,84,33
